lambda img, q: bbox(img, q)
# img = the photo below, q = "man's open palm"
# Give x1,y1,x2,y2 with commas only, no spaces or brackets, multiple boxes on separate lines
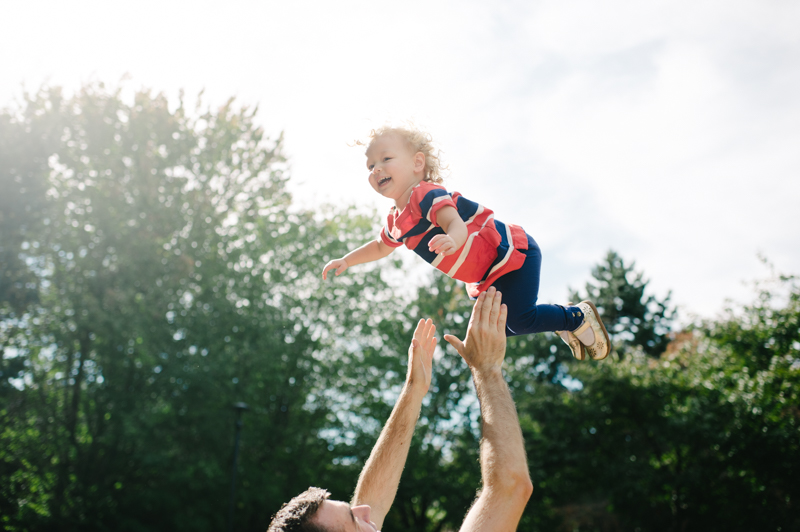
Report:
408,318,436,392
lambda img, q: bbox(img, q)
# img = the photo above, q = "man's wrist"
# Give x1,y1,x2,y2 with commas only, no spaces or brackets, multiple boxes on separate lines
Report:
402,377,428,401
471,364,504,381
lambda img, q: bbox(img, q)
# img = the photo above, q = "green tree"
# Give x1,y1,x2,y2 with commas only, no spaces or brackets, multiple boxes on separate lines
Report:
0,94,59,317
571,250,675,357
0,83,400,532
5,82,797,532
515,268,800,531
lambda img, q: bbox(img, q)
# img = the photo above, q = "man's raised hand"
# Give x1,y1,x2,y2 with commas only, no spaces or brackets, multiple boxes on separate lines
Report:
407,318,436,393
444,287,507,372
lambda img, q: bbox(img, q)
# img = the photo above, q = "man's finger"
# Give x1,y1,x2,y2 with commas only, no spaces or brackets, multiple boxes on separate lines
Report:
471,291,487,324
408,338,420,366
413,318,425,337
498,303,508,333
425,320,436,343
427,336,437,358
444,334,465,355
488,289,502,326
408,337,421,357
477,287,496,325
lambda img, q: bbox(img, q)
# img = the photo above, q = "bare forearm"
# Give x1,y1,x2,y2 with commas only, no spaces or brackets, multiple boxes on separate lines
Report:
344,239,393,267
445,288,532,531
438,208,468,249
459,368,531,531
351,383,426,522
472,367,530,490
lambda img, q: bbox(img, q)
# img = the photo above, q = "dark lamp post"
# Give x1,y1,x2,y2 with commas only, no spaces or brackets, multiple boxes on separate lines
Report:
228,402,249,532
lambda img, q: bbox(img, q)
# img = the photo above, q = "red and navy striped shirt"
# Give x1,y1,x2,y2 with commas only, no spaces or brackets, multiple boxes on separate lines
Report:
379,182,529,297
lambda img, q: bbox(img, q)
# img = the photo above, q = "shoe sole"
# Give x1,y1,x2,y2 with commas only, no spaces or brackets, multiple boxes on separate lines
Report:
582,300,612,360
558,330,586,360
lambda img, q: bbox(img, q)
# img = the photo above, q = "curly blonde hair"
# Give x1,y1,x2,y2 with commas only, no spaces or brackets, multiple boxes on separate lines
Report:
358,125,447,184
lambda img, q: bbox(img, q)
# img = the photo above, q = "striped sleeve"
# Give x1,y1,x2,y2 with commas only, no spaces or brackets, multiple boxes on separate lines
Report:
414,183,456,226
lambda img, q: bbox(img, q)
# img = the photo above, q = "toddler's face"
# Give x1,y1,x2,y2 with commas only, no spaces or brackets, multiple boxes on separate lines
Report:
365,133,425,208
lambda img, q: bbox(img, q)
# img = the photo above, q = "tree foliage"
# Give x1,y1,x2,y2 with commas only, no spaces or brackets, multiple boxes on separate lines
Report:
1,85,798,532
571,250,676,357
0,83,401,531
516,270,800,531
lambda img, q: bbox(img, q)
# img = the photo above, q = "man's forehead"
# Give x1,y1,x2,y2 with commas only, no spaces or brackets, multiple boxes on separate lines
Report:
315,499,354,529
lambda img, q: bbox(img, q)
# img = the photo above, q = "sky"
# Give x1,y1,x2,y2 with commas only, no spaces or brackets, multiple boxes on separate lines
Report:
2,0,799,322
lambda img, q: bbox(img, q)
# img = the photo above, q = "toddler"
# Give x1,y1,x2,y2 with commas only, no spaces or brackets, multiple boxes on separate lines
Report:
321,126,610,360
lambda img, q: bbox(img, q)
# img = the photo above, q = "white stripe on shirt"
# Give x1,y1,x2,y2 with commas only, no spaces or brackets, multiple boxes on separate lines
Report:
442,212,495,278
427,196,453,222
484,222,515,279
446,231,480,278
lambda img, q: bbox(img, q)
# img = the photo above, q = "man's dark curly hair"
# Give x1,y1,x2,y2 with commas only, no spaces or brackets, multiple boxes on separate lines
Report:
267,487,332,532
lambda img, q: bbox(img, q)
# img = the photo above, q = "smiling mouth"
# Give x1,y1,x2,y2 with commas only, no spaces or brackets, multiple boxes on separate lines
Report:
378,176,391,186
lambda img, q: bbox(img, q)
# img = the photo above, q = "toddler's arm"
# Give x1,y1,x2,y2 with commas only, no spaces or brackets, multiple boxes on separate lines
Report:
321,239,395,280
428,206,468,256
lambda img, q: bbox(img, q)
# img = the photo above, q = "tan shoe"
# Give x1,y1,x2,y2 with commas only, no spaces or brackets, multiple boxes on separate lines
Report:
557,330,586,360
575,301,611,360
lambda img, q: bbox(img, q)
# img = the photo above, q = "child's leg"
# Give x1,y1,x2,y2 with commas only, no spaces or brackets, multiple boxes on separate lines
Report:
491,236,583,337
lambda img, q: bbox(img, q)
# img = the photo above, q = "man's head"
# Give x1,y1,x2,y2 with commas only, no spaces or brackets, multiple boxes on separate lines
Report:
267,487,378,532
267,487,330,532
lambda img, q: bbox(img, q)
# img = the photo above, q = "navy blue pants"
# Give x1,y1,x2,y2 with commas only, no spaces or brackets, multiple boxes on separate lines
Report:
486,235,583,337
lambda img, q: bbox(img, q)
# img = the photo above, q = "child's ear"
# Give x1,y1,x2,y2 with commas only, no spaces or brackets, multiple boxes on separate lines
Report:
414,152,426,172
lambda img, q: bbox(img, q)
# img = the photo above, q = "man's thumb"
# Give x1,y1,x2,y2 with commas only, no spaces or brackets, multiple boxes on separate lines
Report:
408,338,419,357
443,334,464,354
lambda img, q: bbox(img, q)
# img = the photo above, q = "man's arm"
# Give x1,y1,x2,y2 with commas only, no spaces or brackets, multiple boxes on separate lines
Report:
444,288,534,532
350,318,437,530
322,239,395,280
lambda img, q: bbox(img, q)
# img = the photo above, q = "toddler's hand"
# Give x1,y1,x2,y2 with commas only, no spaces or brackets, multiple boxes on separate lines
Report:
428,234,459,256
322,258,349,280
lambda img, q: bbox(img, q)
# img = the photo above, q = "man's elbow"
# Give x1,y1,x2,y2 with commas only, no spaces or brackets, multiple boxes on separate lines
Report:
490,468,533,502
520,475,534,500
511,470,534,502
